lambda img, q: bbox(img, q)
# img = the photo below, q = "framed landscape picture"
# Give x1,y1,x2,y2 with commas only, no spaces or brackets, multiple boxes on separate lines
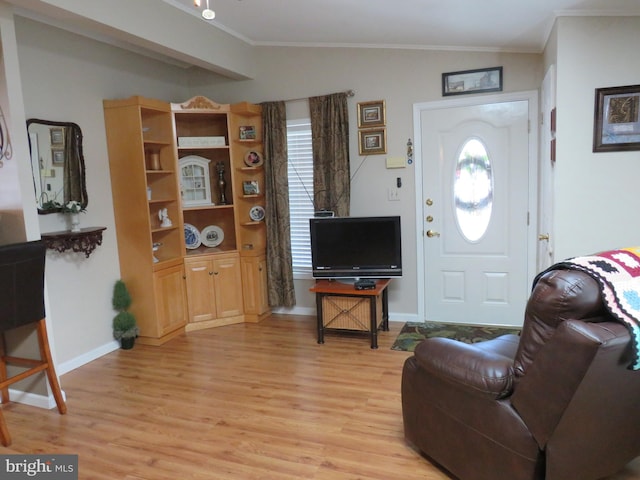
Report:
358,128,387,155
357,100,386,128
442,66,503,96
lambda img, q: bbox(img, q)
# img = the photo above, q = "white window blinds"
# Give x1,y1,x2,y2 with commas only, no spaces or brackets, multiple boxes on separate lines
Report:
286,120,314,275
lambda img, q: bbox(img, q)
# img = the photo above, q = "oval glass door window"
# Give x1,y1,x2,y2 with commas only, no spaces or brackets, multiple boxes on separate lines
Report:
453,138,493,242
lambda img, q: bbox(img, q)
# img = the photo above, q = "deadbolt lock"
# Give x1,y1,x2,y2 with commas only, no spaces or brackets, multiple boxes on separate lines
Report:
426,198,433,206
426,215,433,223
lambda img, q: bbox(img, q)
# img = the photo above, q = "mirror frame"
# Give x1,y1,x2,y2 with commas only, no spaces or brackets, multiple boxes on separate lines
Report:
27,118,88,215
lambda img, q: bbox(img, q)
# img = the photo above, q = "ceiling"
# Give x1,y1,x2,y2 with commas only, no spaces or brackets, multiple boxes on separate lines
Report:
165,0,640,53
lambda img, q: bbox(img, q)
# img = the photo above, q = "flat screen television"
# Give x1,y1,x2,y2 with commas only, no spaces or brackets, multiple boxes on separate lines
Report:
309,216,402,279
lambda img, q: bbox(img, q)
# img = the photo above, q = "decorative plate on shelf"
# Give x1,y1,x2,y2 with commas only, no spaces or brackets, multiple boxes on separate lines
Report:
244,150,264,167
184,223,201,249
249,205,265,222
201,225,224,248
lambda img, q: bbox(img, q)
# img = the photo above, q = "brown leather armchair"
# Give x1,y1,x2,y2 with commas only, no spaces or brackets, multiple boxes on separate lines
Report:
402,268,640,480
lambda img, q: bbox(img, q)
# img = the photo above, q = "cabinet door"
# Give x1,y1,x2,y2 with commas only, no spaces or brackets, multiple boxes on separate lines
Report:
212,255,244,318
241,255,269,315
184,258,217,323
153,263,187,336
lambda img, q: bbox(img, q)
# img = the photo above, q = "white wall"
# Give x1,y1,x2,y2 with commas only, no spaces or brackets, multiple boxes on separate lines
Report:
189,47,543,319
553,17,640,260
15,17,192,372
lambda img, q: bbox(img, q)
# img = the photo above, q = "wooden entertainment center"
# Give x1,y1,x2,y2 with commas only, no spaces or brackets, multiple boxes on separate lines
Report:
310,279,390,349
103,96,269,345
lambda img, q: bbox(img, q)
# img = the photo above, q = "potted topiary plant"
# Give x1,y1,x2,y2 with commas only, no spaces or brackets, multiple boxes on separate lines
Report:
112,279,139,349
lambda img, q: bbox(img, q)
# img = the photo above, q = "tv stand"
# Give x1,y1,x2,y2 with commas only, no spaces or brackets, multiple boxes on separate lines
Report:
309,279,390,348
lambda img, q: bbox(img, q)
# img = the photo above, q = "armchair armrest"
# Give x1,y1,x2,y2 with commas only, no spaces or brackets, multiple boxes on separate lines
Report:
413,334,519,399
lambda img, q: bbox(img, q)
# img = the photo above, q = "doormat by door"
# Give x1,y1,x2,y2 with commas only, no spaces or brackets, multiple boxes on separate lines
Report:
391,321,520,352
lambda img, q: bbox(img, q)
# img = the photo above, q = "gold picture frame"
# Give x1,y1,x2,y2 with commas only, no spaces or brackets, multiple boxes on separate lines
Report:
358,128,387,155
51,149,65,165
357,100,386,128
50,127,64,146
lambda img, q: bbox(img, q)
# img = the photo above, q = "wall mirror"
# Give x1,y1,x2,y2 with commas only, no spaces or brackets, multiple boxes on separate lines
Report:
26,119,88,214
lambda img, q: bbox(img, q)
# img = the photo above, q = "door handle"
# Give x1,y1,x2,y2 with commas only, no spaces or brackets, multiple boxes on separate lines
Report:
426,230,441,238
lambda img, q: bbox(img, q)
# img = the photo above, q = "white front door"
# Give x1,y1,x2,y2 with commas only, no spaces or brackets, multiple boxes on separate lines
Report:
415,92,537,326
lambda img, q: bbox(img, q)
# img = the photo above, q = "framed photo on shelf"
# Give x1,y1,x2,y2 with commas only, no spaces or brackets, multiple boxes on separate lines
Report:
593,84,640,152
357,100,386,128
358,128,387,155
442,66,503,96
243,180,260,195
50,127,64,146
51,149,65,165
239,125,256,140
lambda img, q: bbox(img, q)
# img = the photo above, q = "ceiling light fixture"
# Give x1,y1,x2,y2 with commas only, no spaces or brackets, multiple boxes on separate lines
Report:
194,0,215,20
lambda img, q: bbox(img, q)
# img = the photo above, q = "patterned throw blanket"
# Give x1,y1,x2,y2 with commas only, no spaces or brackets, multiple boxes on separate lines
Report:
536,247,640,371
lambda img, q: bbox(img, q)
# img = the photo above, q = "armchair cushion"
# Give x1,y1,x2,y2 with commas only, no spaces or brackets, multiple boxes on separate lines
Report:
414,334,519,399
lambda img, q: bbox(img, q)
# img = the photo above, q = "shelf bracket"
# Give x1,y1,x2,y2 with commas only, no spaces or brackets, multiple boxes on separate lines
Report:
41,227,107,258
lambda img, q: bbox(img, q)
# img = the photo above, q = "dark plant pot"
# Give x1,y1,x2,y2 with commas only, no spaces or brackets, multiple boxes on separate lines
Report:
120,337,135,350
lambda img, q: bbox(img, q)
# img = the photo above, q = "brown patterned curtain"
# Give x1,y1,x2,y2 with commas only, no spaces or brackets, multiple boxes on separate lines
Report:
261,101,296,307
309,92,350,217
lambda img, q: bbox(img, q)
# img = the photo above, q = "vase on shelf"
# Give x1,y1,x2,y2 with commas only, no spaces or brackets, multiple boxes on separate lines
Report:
216,161,228,205
69,213,81,232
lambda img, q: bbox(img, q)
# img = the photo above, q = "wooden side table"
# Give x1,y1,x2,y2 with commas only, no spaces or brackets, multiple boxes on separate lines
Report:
309,279,390,349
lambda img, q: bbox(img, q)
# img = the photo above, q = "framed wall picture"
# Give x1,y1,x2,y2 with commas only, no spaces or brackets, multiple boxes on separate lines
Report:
442,66,503,96
593,84,640,152
51,149,65,165
357,100,386,128
358,128,387,155
50,127,64,146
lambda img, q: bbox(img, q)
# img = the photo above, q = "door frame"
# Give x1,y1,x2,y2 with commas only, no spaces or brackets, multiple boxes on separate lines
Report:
413,90,539,322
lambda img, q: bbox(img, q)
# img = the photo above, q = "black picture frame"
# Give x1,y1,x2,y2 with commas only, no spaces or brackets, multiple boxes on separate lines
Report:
593,84,640,152
442,66,503,96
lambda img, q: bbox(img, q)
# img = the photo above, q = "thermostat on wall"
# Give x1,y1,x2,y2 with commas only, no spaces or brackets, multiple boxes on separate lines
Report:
386,156,406,169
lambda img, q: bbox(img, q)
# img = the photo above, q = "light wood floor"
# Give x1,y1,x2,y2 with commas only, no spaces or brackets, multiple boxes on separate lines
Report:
3,315,640,479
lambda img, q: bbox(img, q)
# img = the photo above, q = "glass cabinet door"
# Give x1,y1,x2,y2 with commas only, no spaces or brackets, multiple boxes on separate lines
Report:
179,155,212,206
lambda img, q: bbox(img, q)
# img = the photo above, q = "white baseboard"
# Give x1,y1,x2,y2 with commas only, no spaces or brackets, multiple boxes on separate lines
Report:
272,306,418,324
271,305,316,316
57,340,120,376
8,388,66,410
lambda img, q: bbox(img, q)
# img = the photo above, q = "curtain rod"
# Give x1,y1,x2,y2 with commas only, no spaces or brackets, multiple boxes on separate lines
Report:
283,89,355,103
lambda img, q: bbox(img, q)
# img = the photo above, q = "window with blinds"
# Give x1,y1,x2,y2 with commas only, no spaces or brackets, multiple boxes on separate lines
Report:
286,119,314,276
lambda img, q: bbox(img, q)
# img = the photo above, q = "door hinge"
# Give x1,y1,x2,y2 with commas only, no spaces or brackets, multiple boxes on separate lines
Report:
527,212,530,226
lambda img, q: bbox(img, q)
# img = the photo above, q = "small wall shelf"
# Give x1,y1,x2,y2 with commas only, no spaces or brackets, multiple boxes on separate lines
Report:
41,227,107,258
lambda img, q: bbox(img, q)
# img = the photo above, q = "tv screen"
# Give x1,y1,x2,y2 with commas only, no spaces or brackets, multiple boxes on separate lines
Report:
310,216,402,279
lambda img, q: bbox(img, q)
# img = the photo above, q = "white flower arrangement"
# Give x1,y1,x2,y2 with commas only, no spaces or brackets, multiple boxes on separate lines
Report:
62,200,86,214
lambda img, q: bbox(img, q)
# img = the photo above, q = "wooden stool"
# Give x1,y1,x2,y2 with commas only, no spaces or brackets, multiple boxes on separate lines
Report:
0,240,67,446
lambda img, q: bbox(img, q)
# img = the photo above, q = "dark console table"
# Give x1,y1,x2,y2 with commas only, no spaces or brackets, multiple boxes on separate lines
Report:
309,279,390,349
